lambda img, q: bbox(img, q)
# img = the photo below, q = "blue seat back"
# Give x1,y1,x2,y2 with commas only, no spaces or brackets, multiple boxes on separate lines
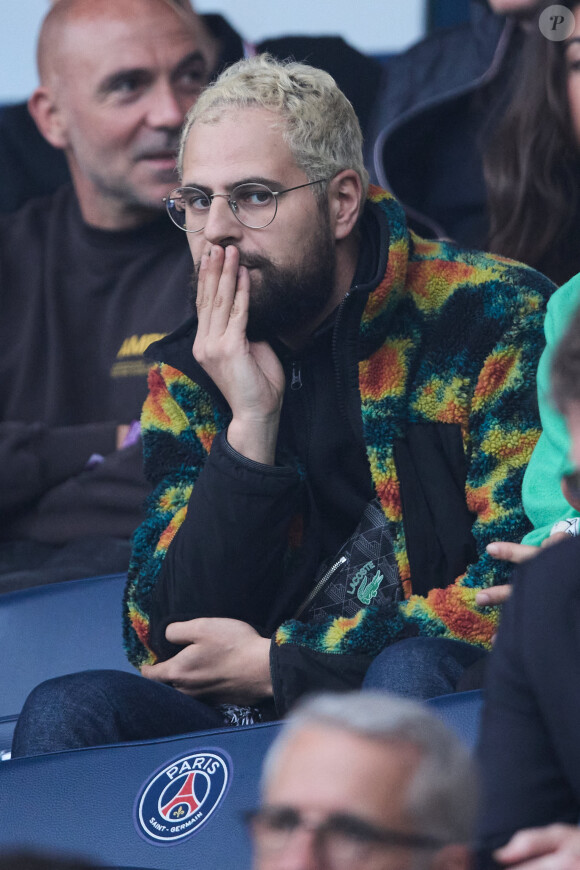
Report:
427,689,483,750
0,720,282,869
0,573,132,755
0,688,482,866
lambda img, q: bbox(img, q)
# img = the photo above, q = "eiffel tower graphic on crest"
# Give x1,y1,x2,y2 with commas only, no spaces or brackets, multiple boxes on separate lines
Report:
160,771,208,821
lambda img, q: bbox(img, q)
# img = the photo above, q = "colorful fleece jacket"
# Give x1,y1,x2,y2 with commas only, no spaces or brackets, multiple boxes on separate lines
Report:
124,187,552,707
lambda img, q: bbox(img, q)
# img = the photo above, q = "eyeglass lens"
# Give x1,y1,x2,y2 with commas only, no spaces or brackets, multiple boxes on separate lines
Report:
166,183,278,232
248,807,429,868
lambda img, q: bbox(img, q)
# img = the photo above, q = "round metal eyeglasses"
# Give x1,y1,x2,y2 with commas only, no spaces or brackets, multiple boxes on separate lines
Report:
163,179,328,232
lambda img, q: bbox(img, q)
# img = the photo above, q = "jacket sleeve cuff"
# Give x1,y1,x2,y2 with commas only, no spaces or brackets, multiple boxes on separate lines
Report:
207,428,298,492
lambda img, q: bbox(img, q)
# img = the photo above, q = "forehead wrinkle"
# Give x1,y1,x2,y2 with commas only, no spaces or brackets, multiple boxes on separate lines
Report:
181,108,301,188
37,0,202,85
37,0,122,84
95,48,205,100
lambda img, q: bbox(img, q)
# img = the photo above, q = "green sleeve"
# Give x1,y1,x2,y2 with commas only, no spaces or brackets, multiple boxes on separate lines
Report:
522,279,580,545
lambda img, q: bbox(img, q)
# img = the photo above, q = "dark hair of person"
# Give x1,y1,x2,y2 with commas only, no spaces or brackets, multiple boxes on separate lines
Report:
551,301,580,412
484,0,580,285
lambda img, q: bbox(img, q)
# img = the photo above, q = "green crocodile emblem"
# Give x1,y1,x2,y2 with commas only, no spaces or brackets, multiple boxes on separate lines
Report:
347,561,384,604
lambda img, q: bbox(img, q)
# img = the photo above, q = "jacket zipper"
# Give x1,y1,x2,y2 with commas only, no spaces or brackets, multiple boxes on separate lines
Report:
294,555,347,619
290,361,302,390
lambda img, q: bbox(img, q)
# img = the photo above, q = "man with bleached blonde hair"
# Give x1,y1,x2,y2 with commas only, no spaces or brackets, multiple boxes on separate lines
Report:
14,55,552,756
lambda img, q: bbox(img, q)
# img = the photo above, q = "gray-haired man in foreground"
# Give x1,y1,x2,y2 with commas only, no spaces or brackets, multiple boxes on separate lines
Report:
247,691,477,870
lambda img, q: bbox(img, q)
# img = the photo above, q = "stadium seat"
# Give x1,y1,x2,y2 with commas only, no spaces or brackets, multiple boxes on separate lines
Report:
427,689,484,750
0,683,482,866
0,573,133,757
0,720,282,870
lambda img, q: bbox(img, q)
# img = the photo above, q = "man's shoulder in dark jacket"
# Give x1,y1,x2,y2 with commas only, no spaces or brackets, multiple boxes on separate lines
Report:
370,1,507,129
366,1,517,247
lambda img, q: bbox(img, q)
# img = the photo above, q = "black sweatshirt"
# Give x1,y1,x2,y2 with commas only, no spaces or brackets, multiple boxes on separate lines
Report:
0,185,191,543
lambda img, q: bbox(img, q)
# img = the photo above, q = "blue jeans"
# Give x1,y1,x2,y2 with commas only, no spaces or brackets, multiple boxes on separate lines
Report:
362,637,487,700
12,669,226,759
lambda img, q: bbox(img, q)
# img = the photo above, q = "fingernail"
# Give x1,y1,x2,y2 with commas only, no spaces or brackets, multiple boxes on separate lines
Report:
486,543,500,556
476,592,490,605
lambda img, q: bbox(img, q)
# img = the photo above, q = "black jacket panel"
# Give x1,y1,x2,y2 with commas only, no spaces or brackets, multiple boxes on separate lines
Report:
477,538,580,857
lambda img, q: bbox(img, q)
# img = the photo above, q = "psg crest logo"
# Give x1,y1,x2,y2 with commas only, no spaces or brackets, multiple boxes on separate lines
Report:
135,749,231,843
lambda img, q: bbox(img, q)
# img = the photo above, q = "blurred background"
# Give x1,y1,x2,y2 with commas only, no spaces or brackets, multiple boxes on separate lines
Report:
0,0,431,102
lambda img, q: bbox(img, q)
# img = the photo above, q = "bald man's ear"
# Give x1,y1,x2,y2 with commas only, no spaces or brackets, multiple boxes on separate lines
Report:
28,86,70,150
327,169,363,241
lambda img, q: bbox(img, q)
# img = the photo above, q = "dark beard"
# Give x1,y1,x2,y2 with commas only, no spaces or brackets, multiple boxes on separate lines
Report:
190,219,336,343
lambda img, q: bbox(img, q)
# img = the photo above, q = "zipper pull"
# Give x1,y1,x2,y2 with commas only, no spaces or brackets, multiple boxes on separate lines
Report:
290,360,302,391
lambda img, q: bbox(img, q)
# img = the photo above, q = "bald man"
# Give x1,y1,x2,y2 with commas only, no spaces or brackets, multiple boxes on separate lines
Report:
0,3,382,215
29,0,210,227
0,0,210,589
